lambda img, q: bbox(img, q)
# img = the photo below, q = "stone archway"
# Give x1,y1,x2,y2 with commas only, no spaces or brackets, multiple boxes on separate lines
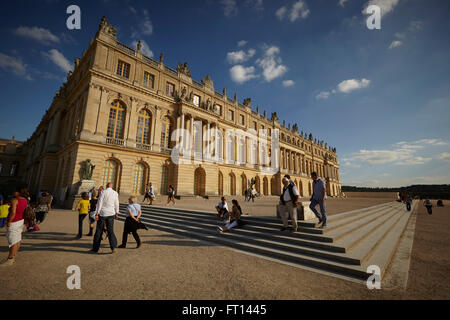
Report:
194,167,206,196
229,173,236,196
218,171,223,196
241,173,247,196
255,176,261,194
263,177,268,196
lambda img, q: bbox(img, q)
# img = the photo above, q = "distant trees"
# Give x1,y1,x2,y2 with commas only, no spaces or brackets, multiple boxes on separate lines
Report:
341,185,450,200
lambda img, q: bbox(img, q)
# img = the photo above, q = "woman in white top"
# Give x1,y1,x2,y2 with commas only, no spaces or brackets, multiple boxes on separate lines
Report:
118,196,146,249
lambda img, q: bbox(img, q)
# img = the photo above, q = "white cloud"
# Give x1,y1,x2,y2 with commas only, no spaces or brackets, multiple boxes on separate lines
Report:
339,0,349,7
409,20,424,32
245,0,264,12
276,1,309,22
230,65,258,83
363,0,400,17
221,0,238,17
256,46,288,82
276,7,287,20
337,78,370,93
316,91,331,100
290,0,310,21
237,40,248,47
283,80,295,87
343,138,448,168
438,152,450,162
141,10,153,35
42,49,73,73
0,52,32,80
227,49,256,64
132,40,153,58
13,26,60,45
388,40,403,49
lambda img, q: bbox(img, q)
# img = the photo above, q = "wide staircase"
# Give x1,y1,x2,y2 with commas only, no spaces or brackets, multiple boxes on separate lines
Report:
118,200,417,282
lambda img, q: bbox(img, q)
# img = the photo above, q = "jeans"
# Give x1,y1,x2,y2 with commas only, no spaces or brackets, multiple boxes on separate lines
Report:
0,217,6,228
121,217,141,246
310,199,327,225
92,216,118,251
78,214,87,237
36,211,48,223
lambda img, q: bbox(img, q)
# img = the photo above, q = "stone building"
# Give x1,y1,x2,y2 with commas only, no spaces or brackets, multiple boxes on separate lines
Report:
21,17,341,206
0,137,25,184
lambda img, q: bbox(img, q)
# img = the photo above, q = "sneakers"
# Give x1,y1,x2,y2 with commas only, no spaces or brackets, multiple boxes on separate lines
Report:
218,226,224,232
0,258,15,267
320,224,327,229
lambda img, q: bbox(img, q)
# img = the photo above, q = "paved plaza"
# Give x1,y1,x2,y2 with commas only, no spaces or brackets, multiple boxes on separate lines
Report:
1,197,449,300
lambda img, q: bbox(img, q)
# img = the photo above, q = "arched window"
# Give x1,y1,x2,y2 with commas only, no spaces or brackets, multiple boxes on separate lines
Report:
132,163,146,195
160,116,172,149
102,159,118,189
160,166,168,195
218,171,223,195
136,109,151,145
194,167,206,196
229,173,236,195
107,100,126,139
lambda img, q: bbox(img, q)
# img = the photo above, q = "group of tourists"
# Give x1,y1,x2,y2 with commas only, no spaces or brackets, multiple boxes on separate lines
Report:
278,172,327,233
74,183,148,253
142,183,176,206
244,188,258,203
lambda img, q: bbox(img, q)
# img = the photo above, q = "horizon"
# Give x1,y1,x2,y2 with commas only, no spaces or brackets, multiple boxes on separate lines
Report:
0,0,449,188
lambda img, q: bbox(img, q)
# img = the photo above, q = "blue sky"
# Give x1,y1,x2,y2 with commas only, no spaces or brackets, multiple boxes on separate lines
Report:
0,0,449,187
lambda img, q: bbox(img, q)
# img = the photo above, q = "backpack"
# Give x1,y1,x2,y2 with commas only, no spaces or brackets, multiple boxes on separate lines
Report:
23,205,36,224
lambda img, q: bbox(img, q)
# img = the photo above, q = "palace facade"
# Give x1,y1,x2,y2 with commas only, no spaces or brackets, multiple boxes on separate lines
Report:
21,17,341,206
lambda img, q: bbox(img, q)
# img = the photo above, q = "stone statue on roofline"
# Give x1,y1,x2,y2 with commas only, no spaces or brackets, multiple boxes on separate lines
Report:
177,62,192,77
292,123,298,133
271,112,279,122
97,16,117,38
243,98,251,107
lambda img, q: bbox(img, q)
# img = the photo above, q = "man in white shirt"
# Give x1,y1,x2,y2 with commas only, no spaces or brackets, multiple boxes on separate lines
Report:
278,175,300,232
91,183,119,253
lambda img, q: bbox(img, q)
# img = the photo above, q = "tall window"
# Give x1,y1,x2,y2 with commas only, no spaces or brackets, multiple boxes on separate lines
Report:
143,72,155,89
107,100,126,139
10,162,18,176
132,163,145,194
117,60,130,78
136,109,151,145
228,110,234,121
166,82,175,97
102,160,118,189
193,95,200,107
160,116,172,149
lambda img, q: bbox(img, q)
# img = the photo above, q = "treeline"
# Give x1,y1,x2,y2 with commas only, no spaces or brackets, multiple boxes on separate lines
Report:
342,185,450,200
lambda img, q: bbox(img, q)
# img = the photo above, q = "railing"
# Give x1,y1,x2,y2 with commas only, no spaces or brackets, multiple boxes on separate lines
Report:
143,55,160,67
192,80,203,89
136,143,152,151
106,137,125,146
227,97,235,104
116,43,135,56
165,66,178,77
215,92,223,99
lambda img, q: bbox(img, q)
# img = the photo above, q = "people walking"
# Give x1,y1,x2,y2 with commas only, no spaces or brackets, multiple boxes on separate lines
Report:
218,199,244,232
309,172,328,228
34,191,53,224
423,199,433,215
118,196,147,249
405,195,412,211
91,183,119,253
87,191,98,236
167,185,176,206
278,175,300,232
1,187,28,266
75,192,90,239
0,199,10,228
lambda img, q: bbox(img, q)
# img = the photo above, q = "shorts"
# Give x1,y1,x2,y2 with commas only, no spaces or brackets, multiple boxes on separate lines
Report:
89,211,96,224
6,219,24,248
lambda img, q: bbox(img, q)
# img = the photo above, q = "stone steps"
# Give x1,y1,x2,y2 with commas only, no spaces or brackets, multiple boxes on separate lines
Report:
118,200,416,283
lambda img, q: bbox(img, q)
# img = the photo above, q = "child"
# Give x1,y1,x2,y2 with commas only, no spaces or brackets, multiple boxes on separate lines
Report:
87,191,98,236
0,199,10,228
75,192,90,239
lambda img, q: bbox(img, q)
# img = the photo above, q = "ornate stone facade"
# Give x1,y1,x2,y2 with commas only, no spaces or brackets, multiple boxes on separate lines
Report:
20,17,341,207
